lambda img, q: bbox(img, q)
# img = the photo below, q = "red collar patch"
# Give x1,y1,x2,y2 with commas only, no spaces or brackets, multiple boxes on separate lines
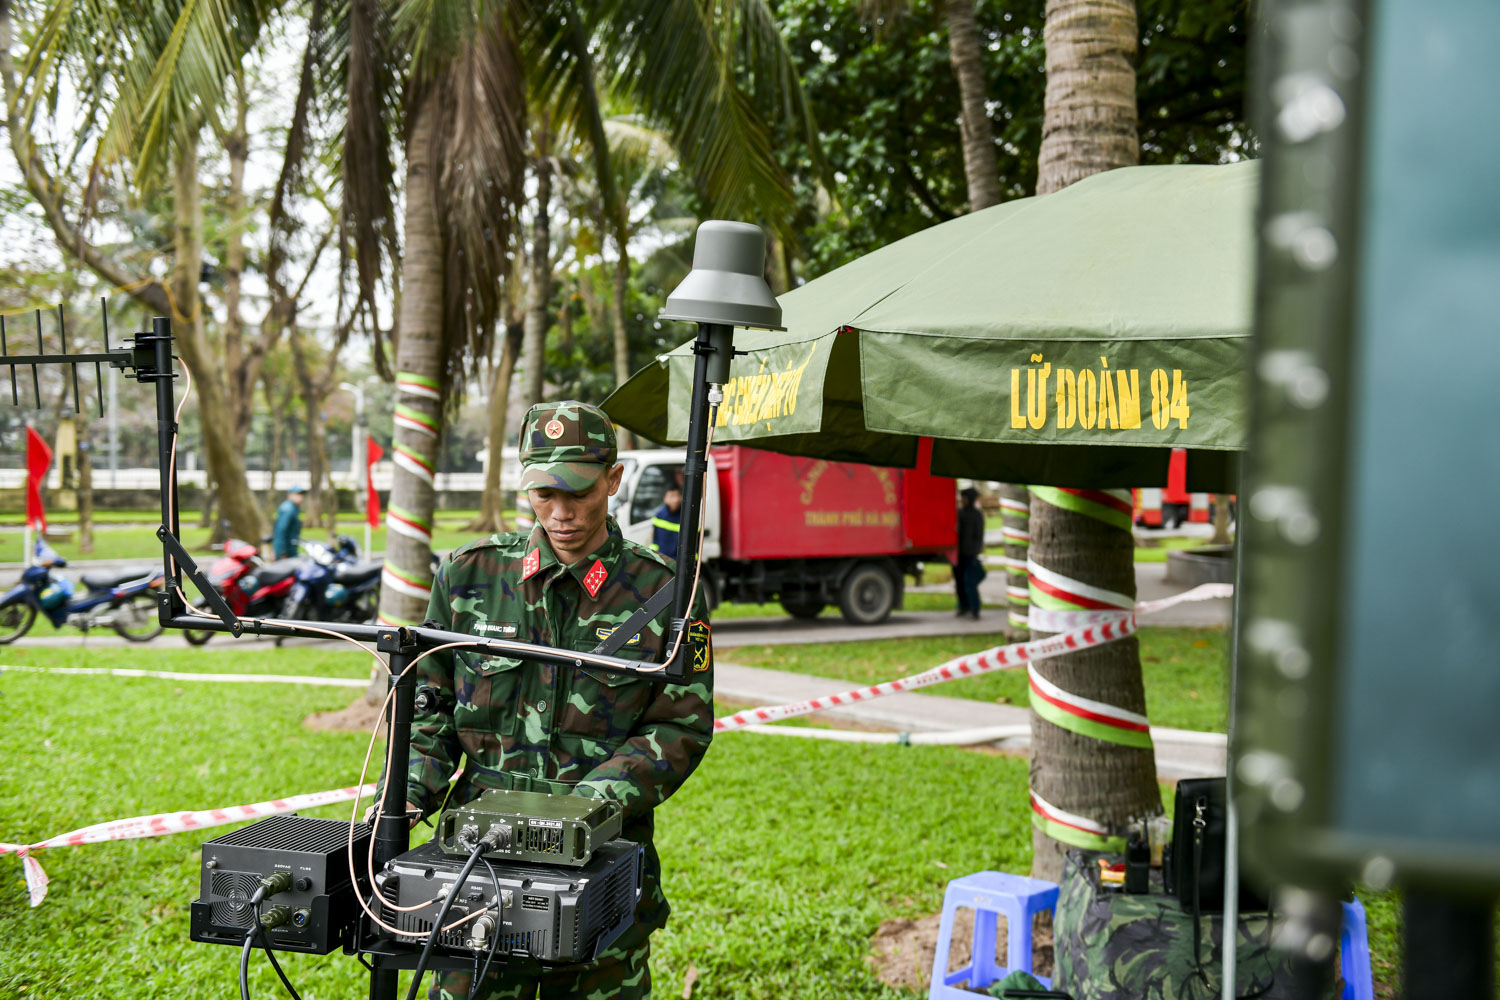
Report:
582,559,609,599
521,548,541,581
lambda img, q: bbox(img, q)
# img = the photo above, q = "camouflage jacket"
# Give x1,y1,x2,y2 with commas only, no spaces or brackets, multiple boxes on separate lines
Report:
405,516,713,934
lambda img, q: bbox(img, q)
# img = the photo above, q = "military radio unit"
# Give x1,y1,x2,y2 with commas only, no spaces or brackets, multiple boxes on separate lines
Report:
189,790,642,973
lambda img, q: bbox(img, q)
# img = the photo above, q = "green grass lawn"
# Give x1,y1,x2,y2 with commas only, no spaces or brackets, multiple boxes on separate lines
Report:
726,626,1232,733
0,645,1036,999
1131,535,1231,563
0,642,1421,997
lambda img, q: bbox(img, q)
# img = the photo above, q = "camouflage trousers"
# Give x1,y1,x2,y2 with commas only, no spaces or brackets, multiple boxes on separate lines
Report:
427,936,650,1000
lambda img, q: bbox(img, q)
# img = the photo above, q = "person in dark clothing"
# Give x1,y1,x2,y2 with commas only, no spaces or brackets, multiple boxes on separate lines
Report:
955,486,985,618
651,484,683,560
272,486,306,559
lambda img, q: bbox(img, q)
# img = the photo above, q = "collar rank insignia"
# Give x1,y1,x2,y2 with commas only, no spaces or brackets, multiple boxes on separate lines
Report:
521,548,541,581
688,619,711,672
582,559,609,598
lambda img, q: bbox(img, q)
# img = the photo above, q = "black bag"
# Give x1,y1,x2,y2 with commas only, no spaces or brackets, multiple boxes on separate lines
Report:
1162,777,1270,914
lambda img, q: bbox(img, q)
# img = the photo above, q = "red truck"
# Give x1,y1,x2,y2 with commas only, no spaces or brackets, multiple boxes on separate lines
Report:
608,442,958,623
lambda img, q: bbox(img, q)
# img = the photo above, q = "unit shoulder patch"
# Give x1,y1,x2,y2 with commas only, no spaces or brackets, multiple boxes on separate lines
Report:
688,619,711,673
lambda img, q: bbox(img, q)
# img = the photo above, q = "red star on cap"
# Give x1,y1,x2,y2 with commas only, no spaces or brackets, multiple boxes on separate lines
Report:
582,559,609,598
521,549,541,581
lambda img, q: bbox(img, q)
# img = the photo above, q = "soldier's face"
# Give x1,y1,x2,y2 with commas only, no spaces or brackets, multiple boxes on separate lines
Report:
529,464,625,563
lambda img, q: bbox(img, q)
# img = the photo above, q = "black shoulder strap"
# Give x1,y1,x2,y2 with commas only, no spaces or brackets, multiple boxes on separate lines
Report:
1192,795,1210,986
591,579,677,656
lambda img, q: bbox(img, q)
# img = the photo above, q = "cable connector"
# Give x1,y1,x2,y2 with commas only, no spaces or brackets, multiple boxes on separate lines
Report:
479,822,512,851
248,870,290,906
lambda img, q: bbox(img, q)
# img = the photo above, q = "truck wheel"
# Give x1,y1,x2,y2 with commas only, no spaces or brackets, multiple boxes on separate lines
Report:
839,564,895,625
780,598,826,620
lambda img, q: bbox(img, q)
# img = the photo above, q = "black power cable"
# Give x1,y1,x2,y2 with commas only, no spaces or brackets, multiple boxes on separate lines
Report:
404,843,488,1000
240,926,257,1000
236,892,304,1000
474,856,504,987
253,901,304,1000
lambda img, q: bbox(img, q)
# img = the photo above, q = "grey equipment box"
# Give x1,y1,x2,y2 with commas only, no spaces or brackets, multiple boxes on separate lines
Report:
375,837,642,964
436,788,624,867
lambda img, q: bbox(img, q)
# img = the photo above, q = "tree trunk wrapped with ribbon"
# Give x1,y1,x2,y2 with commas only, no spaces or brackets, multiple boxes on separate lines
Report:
1026,487,1158,877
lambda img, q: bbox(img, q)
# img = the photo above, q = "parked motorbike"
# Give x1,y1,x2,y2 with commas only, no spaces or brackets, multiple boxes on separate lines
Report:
279,535,382,625
181,538,302,646
0,540,164,643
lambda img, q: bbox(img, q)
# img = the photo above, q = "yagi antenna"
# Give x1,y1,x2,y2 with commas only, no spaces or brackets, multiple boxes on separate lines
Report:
0,298,135,417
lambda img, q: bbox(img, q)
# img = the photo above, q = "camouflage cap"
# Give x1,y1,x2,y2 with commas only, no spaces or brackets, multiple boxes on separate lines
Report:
519,400,618,493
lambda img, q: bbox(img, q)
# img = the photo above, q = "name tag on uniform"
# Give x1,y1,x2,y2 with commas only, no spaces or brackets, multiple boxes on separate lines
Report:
476,621,519,638
595,625,642,647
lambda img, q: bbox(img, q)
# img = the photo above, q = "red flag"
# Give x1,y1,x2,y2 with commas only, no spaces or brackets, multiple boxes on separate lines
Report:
25,425,52,533
366,434,384,528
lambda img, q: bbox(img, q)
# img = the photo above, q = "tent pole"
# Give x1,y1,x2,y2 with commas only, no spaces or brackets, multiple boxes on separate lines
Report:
1222,461,1244,1000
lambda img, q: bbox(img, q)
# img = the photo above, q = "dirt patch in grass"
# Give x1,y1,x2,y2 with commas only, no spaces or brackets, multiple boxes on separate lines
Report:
868,907,1053,994
304,696,386,735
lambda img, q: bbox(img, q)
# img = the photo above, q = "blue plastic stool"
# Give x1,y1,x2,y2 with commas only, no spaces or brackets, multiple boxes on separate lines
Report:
929,871,1060,999
1339,899,1374,1000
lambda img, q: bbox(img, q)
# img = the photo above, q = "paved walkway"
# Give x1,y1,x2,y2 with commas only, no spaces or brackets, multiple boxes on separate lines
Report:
714,659,1226,780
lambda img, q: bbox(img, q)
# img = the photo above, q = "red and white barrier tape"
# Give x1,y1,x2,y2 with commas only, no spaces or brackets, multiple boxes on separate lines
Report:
713,583,1230,734
4,583,1234,907
1,783,375,907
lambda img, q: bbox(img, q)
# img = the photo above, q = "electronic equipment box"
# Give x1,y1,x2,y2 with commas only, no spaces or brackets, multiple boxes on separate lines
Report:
190,815,372,954
436,789,623,867
375,838,642,964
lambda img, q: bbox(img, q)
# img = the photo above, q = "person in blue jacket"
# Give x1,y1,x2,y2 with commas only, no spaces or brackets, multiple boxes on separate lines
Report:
651,484,683,560
272,486,306,559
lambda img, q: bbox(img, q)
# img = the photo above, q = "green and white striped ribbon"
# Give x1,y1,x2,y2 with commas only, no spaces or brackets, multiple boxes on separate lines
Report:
394,442,435,487
396,370,442,402
394,403,439,439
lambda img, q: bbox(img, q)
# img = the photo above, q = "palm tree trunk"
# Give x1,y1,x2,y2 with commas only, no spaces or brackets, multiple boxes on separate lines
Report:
222,71,251,444
171,135,266,544
467,320,523,534
521,136,553,409
610,249,635,449
1211,495,1232,545
1027,493,1159,880
375,84,446,636
1036,0,1139,195
1029,0,1151,882
287,326,335,528
999,482,1029,640
944,0,1002,211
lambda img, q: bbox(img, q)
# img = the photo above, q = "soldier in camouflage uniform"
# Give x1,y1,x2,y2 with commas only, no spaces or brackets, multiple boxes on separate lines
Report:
403,401,715,1000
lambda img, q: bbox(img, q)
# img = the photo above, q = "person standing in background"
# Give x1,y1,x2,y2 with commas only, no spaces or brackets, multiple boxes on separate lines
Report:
955,486,984,618
652,484,683,559
272,486,306,559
